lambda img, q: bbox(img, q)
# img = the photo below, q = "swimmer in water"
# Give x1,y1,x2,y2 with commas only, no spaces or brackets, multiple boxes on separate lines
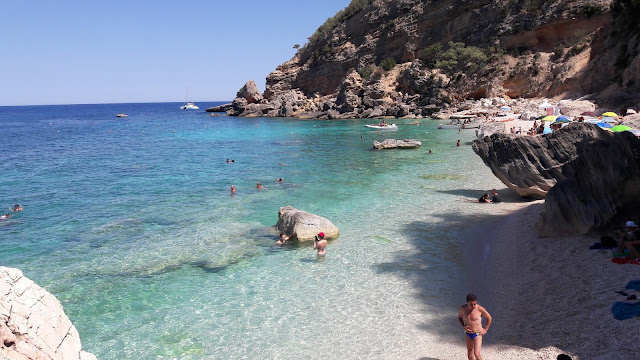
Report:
313,232,327,257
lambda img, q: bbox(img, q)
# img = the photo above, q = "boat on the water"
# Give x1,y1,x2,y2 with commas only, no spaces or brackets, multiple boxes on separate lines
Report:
180,102,199,110
116,113,128,118
179,88,199,110
365,124,398,130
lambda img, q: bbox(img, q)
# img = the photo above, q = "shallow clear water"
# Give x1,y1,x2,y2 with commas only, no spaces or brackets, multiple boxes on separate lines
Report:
0,103,503,359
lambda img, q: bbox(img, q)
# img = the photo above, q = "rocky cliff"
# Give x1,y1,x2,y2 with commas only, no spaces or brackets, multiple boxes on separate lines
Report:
1,267,96,360
472,123,640,238
472,123,612,199
538,130,640,237
210,0,640,119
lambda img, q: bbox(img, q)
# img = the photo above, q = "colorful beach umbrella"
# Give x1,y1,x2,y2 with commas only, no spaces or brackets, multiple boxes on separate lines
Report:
602,112,619,117
596,122,613,128
555,115,571,122
611,125,632,132
580,111,596,116
600,116,618,124
542,115,558,122
628,129,640,137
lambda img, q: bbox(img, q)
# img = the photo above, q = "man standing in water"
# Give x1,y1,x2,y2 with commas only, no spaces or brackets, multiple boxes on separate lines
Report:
458,294,492,360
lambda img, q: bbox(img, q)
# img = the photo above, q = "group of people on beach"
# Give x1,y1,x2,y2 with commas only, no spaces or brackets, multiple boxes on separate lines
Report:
478,189,500,203
615,220,640,260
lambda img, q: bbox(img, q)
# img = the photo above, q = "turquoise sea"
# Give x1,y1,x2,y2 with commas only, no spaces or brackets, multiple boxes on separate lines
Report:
0,103,504,359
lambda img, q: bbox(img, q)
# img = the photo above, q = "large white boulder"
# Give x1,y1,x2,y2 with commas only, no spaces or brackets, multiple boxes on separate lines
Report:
0,267,97,360
275,206,339,242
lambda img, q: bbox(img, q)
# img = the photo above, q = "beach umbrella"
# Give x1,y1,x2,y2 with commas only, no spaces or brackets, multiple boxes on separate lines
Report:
581,111,596,116
551,120,571,125
500,105,511,111
538,100,554,109
628,129,640,137
600,116,618,124
602,112,619,117
611,125,632,132
542,115,558,122
596,122,613,128
556,115,571,122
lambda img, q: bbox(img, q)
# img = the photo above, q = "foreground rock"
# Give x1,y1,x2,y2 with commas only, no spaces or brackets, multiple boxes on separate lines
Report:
538,131,640,237
373,139,421,149
472,123,613,199
275,206,339,242
0,267,96,360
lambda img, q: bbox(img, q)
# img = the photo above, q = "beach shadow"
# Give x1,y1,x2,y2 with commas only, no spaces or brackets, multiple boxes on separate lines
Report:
377,202,624,358
436,187,533,204
374,209,509,344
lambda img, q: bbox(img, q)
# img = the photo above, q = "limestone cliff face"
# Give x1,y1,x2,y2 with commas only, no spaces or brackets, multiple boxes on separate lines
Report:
472,123,612,199
538,131,640,237
472,123,640,238
210,0,640,118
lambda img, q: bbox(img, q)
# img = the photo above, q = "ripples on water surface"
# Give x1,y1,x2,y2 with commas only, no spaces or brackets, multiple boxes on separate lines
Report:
0,103,503,359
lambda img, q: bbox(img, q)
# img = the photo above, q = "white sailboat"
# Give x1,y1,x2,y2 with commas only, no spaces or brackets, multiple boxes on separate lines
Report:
180,88,199,110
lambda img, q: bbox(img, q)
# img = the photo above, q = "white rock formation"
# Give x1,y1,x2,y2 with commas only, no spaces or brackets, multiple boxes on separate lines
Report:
275,206,339,242
0,267,97,360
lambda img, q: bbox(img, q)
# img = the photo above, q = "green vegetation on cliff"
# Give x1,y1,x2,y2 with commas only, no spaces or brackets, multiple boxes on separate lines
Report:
308,0,373,44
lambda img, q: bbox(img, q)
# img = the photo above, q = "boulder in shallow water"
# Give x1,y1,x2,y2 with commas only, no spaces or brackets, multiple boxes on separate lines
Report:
373,139,421,149
275,206,339,242
0,267,97,360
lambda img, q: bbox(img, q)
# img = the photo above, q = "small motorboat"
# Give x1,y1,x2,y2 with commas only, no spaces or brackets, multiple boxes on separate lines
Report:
116,113,128,118
365,124,398,130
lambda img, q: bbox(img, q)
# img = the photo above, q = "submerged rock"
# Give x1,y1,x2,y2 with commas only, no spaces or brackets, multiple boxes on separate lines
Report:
0,267,97,360
275,206,339,242
373,139,421,149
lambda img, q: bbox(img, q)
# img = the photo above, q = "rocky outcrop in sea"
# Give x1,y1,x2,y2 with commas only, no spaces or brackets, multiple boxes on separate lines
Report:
275,206,339,242
0,267,96,360
373,139,421,149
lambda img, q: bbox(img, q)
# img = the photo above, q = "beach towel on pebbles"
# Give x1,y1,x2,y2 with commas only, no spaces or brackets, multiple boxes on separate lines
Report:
611,257,640,265
612,302,640,320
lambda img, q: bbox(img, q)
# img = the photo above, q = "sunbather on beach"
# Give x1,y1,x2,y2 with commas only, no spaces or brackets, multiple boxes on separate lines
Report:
458,294,492,360
478,194,491,203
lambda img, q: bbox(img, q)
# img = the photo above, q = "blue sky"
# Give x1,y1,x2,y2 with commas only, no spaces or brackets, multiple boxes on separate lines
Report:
0,0,350,106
